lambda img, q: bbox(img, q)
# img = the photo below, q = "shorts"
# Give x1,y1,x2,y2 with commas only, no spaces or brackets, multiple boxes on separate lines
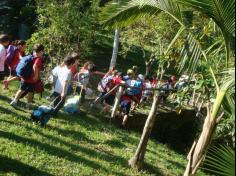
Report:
120,100,131,115
4,65,9,77
20,81,35,93
0,71,4,80
105,94,115,106
10,70,17,77
134,94,142,101
98,92,114,106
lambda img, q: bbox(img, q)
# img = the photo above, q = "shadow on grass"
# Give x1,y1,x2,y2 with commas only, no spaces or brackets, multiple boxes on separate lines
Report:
0,119,127,166
0,119,164,176
0,129,128,176
0,106,29,120
0,95,30,114
103,139,127,149
54,112,101,127
167,160,186,170
0,95,12,102
144,162,165,176
0,155,53,176
48,125,98,144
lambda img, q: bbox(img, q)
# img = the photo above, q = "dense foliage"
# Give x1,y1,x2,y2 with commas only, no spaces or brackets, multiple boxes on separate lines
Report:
27,0,110,65
0,0,36,39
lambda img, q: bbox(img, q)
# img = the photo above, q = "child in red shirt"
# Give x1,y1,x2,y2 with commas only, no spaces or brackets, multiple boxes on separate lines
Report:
10,44,45,108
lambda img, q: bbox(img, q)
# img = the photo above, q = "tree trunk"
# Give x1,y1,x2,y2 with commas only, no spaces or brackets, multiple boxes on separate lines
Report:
184,91,225,176
111,85,124,118
145,61,151,77
129,92,159,170
109,29,120,70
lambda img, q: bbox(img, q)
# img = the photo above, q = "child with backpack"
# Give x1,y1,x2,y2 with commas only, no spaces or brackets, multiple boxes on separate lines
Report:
3,40,26,89
49,55,75,115
0,34,10,83
96,68,117,113
130,74,145,112
10,44,45,108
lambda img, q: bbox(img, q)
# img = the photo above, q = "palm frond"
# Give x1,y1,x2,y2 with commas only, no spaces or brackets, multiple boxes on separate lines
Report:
176,0,235,68
100,0,162,29
220,68,235,92
222,93,235,120
157,0,184,25
176,0,235,37
203,145,235,176
178,33,202,75
100,0,186,29
165,25,185,55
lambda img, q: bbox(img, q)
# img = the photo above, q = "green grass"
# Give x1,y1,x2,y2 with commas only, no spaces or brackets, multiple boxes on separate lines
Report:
0,83,207,176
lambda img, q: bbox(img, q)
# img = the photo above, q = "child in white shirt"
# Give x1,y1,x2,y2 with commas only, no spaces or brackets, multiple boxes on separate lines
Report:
0,34,10,81
50,56,75,115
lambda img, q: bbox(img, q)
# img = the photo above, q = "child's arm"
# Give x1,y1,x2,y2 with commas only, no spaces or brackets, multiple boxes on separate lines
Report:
61,80,69,98
93,71,105,76
61,72,71,98
33,64,40,81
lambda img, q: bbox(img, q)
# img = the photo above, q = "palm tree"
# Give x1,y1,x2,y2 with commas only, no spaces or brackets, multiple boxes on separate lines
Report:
203,145,235,176
110,29,120,69
100,0,235,175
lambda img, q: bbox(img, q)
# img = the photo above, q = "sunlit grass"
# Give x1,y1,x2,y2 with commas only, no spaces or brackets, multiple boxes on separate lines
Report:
0,82,206,176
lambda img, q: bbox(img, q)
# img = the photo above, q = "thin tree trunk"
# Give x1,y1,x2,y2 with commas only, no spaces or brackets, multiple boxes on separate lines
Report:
184,91,225,176
145,61,151,77
129,91,159,170
111,85,124,118
109,29,120,70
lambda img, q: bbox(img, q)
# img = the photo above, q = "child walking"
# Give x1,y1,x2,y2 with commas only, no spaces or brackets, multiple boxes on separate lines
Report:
0,34,10,87
50,55,75,115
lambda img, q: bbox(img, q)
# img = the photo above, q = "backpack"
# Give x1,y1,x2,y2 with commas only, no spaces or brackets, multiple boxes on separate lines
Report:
97,75,113,92
16,55,35,79
31,105,53,126
132,80,143,95
6,45,18,66
63,96,81,114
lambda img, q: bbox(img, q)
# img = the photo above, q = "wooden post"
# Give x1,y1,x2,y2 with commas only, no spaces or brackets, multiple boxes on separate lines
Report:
111,85,124,118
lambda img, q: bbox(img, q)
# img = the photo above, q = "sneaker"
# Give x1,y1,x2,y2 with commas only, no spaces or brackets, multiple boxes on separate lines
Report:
10,100,18,107
3,80,9,89
46,96,51,101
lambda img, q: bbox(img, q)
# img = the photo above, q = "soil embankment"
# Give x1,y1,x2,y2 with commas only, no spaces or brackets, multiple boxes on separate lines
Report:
103,105,200,154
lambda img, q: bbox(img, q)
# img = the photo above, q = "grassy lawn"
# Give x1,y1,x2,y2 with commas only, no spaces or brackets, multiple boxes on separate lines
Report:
0,82,207,176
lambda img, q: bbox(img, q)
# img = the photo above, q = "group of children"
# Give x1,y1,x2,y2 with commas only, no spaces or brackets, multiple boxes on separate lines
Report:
0,33,184,127
0,34,95,114
95,67,161,126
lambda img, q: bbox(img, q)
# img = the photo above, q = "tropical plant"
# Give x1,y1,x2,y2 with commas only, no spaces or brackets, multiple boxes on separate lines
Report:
100,0,235,175
203,145,235,176
27,0,103,66
0,0,36,39
119,14,180,76
110,29,120,69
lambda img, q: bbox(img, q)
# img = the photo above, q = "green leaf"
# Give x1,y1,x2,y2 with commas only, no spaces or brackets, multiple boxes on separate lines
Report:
203,145,235,176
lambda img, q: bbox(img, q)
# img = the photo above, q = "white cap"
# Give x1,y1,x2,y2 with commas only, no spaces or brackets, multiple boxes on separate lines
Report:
138,74,144,81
